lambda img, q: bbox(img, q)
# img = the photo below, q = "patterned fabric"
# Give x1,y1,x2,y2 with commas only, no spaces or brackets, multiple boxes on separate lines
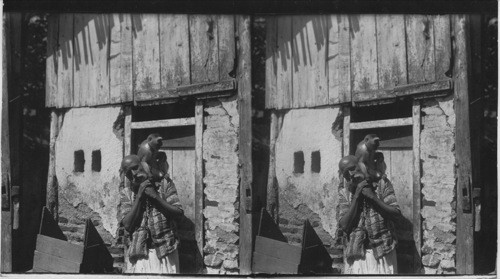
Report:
119,174,182,263
337,177,399,262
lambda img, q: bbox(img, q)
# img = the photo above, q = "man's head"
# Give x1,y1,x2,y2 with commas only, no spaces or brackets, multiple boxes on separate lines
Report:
120,155,148,185
374,151,387,176
338,155,358,181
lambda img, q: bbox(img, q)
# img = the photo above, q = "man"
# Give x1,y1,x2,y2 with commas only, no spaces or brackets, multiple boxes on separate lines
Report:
119,153,184,274
336,153,402,274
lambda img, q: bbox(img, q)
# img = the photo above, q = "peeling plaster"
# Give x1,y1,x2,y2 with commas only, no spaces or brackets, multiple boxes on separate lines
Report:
55,106,123,236
275,107,343,236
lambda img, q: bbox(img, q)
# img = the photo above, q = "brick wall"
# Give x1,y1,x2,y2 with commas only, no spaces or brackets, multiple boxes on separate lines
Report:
202,96,240,274
420,96,457,274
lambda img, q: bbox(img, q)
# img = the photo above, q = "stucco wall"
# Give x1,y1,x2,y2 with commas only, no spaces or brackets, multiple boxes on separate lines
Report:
55,106,124,269
420,96,457,274
274,106,344,271
202,96,240,274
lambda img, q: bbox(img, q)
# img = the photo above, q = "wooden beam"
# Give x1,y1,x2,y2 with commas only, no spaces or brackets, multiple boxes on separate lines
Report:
194,100,204,272
130,117,195,130
266,111,279,222
122,105,131,272
1,14,12,272
412,100,422,272
453,14,474,275
236,15,253,275
342,106,350,156
134,79,236,104
352,79,452,104
46,110,59,221
350,117,412,130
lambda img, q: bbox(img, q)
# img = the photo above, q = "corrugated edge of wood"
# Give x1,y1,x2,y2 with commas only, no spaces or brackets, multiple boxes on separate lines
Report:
352,79,453,105
134,79,236,105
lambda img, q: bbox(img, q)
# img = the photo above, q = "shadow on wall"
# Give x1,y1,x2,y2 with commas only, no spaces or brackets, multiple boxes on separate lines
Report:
49,14,145,71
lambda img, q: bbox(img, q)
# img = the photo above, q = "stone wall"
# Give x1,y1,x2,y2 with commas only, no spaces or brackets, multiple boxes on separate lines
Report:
274,107,344,272
420,95,457,274
55,106,125,271
202,96,240,274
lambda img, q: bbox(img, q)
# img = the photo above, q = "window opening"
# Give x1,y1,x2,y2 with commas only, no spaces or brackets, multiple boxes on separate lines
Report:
294,151,305,174
92,150,101,172
311,151,321,173
74,150,85,173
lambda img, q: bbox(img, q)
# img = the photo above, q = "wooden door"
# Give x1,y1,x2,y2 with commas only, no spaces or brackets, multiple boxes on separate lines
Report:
160,147,201,273
379,147,417,273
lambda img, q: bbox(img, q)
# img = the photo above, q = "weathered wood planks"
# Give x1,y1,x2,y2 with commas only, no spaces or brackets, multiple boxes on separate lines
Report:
328,15,351,104
406,15,436,83
110,14,133,103
434,15,452,80
45,14,59,108
57,13,74,108
190,15,219,83
159,14,190,89
133,14,161,93
265,14,454,110
376,15,407,89
292,15,328,108
350,14,378,92
73,14,110,107
265,16,278,109
276,16,293,109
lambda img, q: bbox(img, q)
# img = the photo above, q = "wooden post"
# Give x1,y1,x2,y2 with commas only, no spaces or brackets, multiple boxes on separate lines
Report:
412,100,422,272
1,13,12,273
452,14,474,275
122,105,132,272
266,111,279,222
342,106,350,156
46,110,59,221
236,15,253,275
194,100,204,271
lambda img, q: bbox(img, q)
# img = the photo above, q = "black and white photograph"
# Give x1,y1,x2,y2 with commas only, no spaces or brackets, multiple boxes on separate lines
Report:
0,1,497,276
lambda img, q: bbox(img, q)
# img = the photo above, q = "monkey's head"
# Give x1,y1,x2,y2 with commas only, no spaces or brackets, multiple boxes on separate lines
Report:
363,134,380,151
146,133,163,151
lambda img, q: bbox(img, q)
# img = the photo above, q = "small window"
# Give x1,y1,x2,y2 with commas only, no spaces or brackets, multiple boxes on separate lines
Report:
74,150,85,173
92,150,101,172
311,151,321,173
293,151,304,174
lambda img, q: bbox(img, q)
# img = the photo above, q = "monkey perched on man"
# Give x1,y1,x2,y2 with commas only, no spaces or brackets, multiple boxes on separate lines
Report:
354,134,382,182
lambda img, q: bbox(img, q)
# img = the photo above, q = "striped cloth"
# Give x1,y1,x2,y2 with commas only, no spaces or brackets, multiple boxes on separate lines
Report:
337,177,399,263
120,176,182,263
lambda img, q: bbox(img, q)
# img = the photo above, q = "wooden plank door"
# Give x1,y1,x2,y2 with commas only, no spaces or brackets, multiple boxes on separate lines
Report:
160,147,200,273
378,147,416,273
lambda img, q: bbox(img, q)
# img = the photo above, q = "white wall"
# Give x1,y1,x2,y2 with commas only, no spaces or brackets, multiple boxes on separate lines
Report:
275,106,343,236
55,106,123,236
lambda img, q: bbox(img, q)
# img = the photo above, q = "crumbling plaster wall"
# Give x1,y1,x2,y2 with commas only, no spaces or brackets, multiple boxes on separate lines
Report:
55,106,124,269
274,107,344,271
420,95,457,274
202,96,240,274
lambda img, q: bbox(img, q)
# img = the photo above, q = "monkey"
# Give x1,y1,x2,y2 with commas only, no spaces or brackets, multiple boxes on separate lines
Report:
137,133,163,165
137,133,169,182
354,134,382,181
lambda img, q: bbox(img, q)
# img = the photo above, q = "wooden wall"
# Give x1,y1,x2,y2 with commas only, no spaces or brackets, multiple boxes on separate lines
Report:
46,14,236,108
265,15,453,109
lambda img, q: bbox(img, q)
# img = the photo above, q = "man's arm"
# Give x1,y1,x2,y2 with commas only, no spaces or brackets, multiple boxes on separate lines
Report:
338,180,368,234
361,187,402,223
144,186,184,218
121,181,150,233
